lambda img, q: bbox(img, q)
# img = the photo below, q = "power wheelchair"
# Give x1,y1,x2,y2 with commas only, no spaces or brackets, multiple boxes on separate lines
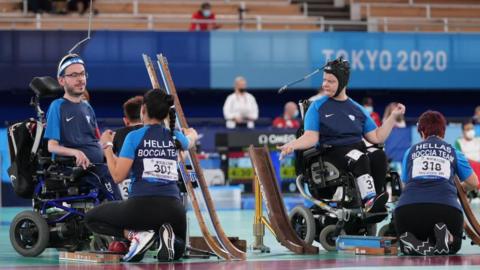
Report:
288,100,401,251
8,77,111,257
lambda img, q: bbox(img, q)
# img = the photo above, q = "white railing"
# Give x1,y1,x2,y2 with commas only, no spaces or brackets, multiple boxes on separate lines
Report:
350,2,480,21
1,14,480,32
0,15,323,31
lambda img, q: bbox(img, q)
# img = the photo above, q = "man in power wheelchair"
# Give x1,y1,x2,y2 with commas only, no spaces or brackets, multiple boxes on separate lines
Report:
8,55,121,257
288,140,401,251
279,57,404,251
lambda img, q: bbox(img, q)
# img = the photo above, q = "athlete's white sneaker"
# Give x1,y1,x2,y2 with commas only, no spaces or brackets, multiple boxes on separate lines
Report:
433,223,450,255
123,230,156,262
156,223,175,262
399,232,434,256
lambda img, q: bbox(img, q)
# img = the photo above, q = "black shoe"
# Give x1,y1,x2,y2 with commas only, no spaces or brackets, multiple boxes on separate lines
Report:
433,223,450,255
399,232,435,256
157,223,175,262
365,192,388,213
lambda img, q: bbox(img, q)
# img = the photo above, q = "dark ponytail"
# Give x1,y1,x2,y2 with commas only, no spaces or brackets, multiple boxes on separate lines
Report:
169,107,182,150
143,89,181,149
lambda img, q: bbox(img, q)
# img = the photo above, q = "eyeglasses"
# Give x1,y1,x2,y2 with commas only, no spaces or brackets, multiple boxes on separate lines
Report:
63,71,88,79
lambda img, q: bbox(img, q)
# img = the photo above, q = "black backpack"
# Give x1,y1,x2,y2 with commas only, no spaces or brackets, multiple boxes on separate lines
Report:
7,119,44,198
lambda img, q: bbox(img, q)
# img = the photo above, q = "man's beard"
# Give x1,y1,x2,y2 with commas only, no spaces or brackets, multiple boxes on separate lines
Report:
65,84,84,97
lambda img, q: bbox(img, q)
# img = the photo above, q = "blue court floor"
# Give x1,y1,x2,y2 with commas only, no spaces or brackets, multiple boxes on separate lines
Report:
1,205,480,270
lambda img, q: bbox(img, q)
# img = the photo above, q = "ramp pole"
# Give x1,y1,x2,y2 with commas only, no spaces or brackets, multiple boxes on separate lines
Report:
252,174,271,253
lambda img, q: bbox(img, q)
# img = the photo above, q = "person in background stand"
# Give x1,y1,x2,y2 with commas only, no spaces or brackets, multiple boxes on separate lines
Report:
223,76,259,129
362,97,382,127
455,120,480,189
189,2,220,31
112,96,144,155
272,102,300,129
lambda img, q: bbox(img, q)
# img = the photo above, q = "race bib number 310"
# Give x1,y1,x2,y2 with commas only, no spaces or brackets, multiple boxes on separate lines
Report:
143,158,178,181
412,156,450,179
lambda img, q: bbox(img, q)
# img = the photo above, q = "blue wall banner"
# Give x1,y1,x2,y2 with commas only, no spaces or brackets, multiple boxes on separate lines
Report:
1,31,480,90
211,32,479,90
0,31,210,90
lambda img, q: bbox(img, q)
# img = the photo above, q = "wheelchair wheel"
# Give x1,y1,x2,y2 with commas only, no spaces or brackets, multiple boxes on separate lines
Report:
319,224,341,251
289,205,316,245
10,210,49,257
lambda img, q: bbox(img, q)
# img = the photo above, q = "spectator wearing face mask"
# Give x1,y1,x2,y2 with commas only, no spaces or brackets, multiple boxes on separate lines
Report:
273,102,300,129
455,120,480,189
189,2,219,31
223,76,259,129
362,97,381,127
455,120,480,162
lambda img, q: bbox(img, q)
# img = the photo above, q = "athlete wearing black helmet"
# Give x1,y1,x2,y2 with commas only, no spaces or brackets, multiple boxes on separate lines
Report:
279,57,406,212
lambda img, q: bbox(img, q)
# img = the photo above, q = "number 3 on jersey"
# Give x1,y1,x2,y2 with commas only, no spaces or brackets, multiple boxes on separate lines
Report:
412,156,450,179
143,158,178,181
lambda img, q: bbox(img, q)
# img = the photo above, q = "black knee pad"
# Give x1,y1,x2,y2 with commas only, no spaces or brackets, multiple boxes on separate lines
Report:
344,149,370,177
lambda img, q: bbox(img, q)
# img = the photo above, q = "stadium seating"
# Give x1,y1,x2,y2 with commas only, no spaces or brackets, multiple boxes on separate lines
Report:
0,0,319,30
350,0,480,32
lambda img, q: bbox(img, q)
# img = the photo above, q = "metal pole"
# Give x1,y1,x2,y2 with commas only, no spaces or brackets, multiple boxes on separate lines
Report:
252,174,270,253
22,0,27,15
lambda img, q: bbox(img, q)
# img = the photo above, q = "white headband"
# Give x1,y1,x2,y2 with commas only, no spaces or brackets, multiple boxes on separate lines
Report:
57,57,85,77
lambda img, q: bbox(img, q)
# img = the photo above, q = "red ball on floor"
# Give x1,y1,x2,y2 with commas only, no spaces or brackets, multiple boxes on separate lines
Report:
108,241,129,254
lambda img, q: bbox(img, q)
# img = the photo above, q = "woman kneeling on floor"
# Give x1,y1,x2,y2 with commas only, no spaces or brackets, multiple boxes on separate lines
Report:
395,110,478,256
85,89,198,262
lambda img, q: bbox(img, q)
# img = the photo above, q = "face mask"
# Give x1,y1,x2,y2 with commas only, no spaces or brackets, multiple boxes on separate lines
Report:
238,88,246,93
293,110,299,118
466,129,476,140
364,106,373,113
202,9,211,17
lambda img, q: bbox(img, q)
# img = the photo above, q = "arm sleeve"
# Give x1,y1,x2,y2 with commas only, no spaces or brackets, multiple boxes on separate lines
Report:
400,148,410,183
363,111,378,134
44,101,61,141
119,133,136,160
454,139,462,151
174,130,190,150
304,102,320,132
455,149,474,181
223,95,235,120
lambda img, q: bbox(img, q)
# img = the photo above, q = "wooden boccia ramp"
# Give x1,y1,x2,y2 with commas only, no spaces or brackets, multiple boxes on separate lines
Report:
248,145,318,254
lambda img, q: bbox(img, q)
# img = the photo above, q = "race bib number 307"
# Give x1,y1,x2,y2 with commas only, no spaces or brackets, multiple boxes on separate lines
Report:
143,158,178,181
412,156,450,179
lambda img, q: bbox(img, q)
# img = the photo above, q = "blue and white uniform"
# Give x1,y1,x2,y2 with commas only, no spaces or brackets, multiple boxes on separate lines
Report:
304,96,377,146
398,136,473,211
119,124,189,199
44,98,103,163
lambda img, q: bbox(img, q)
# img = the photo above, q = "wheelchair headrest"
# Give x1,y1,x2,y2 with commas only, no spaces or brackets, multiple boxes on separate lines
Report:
29,77,63,98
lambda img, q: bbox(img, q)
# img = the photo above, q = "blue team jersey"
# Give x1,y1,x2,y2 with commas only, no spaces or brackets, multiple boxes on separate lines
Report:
44,98,103,163
119,124,190,199
398,136,473,211
304,96,377,146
